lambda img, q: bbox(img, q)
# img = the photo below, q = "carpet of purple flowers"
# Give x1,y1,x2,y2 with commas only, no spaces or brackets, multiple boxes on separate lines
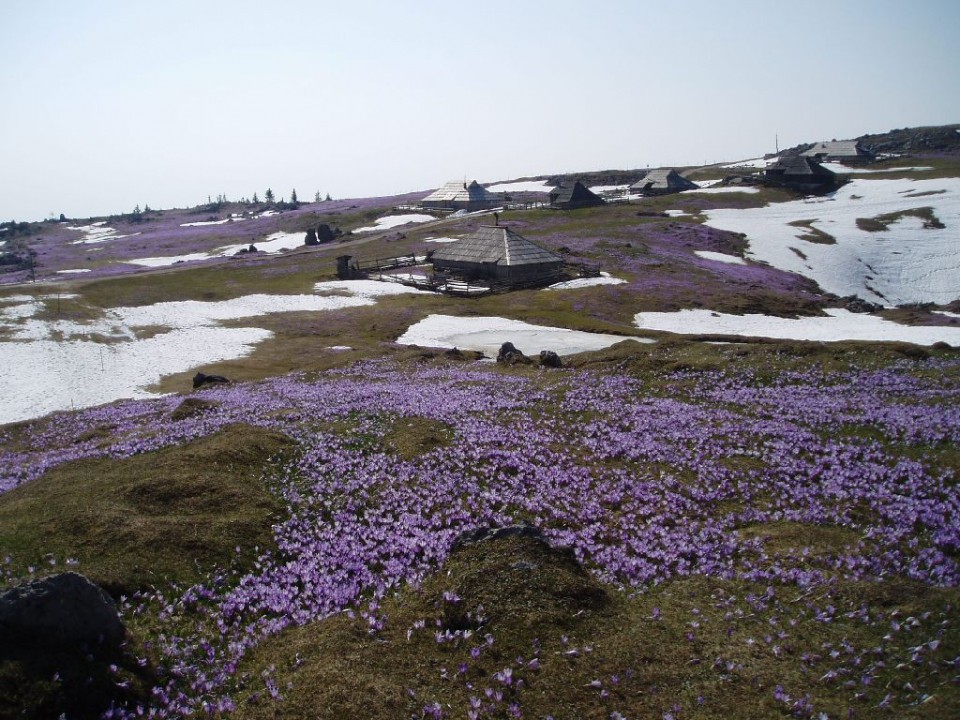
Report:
2,349,959,718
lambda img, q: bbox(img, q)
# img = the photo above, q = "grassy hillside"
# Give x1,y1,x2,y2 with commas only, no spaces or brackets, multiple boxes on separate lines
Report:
2,140,960,718
2,340,958,719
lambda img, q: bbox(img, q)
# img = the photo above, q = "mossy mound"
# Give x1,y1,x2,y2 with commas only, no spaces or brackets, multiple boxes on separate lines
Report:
0,424,293,596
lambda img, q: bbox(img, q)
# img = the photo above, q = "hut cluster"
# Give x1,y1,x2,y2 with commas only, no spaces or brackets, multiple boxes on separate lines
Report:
336,138,875,294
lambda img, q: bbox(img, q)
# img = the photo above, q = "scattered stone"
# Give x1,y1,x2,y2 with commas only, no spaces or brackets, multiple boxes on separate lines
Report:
497,342,532,365
539,350,563,368
0,572,125,648
192,372,230,389
842,296,883,314
443,347,484,362
932,341,952,350
317,223,340,243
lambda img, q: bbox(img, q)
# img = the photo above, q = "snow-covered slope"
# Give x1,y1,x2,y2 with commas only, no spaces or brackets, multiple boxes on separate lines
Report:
702,176,960,306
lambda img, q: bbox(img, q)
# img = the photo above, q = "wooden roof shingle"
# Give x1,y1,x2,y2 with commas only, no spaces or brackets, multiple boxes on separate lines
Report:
422,180,498,205
629,169,698,193
431,226,563,267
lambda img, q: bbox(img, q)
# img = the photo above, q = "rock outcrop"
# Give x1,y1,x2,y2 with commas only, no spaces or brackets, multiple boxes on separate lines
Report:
0,572,125,648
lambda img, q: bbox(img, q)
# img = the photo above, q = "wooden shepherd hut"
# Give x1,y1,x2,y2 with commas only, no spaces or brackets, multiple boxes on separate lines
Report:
629,169,699,196
549,180,605,210
421,180,500,211
430,225,564,286
763,156,838,191
801,140,874,164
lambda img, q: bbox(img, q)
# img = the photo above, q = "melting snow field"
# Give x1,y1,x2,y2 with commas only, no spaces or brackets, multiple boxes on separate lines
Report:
0,282,429,424
546,272,626,290
694,251,747,265
820,163,934,175
722,157,780,169
485,180,552,193
67,222,140,244
216,231,305,256
703,176,960,306
690,185,759,194
352,214,436,233
634,308,960,345
127,232,308,267
180,218,238,227
127,252,215,268
396,314,652,357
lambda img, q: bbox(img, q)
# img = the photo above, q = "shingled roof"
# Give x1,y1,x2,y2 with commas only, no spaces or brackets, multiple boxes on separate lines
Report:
765,156,837,178
549,180,605,209
431,225,564,267
801,140,873,161
421,180,499,208
629,169,698,194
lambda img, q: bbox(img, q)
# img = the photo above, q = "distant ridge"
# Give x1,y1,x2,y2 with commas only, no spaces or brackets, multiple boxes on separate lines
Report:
778,123,960,158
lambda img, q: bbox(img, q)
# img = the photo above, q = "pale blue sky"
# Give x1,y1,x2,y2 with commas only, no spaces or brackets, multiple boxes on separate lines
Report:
2,0,958,221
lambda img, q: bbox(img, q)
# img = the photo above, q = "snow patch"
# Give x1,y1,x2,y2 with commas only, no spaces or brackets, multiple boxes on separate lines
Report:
546,273,626,290
691,185,760,194
67,223,141,244
397,314,652,357
352,214,435,233
820,163,934,175
0,328,271,425
695,251,747,265
217,231,304,256
180,217,245,227
484,180,552,193
634,308,960,346
721,157,780,169
313,279,432,298
127,252,213,268
589,184,631,194
0,283,430,424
